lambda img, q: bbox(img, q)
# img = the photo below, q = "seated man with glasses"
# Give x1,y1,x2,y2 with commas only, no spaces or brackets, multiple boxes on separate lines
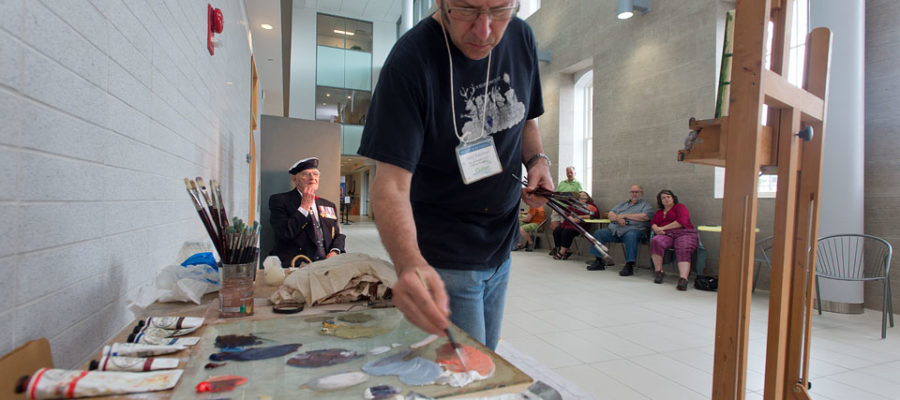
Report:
586,185,655,275
359,0,551,350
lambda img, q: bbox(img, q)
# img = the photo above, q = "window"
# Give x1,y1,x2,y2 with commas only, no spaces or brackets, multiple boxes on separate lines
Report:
517,0,541,20
315,14,373,154
714,0,807,199
573,70,593,195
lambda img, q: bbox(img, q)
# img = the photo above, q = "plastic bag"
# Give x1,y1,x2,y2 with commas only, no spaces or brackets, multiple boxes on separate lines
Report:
130,253,221,311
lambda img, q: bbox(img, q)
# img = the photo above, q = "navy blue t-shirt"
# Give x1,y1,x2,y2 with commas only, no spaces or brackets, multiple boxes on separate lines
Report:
358,16,544,270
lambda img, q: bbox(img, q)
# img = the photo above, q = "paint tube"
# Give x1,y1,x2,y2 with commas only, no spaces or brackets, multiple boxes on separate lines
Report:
131,324,200,340
89,356,180,372
139,316,205,330
102,343,185,357
16,368,183,399
126,332,200,346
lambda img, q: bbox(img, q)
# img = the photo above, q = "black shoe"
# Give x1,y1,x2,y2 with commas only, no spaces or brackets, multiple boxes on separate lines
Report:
586,258,606,271
549,247,558,257
525,242,534,252
619,263,634,276
654,270,665,284
677,277,689,291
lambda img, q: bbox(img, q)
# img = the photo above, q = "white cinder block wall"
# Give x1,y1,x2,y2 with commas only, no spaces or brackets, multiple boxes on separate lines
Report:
0,0,254,367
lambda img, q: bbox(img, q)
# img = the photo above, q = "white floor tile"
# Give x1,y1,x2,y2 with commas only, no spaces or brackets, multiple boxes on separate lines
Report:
589,359,707,400
505,336,583,369
553,365,648,400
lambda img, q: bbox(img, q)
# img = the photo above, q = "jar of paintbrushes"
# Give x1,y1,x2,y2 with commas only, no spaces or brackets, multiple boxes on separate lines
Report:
183,177,261,317
218,218,260,317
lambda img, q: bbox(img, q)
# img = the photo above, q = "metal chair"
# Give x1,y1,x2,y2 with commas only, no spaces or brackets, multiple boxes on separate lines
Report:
753,235,774,293
815,234,894,338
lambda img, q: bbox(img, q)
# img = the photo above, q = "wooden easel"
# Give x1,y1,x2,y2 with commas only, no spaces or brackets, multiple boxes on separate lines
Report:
678,1,831,399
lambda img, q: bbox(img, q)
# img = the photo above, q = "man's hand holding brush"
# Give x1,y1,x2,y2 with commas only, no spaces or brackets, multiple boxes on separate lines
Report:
392,264,451,337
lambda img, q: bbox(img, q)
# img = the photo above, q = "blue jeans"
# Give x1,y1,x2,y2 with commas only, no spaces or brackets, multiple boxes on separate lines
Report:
590,228,643,263
435,258,511,351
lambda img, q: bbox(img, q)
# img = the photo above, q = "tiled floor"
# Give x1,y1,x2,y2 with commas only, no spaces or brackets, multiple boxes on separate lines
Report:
342,220,900,399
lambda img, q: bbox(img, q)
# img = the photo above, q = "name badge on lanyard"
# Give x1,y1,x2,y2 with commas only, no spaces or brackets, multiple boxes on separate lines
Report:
455,136,502,185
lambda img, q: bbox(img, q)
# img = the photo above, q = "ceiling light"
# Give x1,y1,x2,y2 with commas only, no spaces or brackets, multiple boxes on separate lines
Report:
334,29,355,36
326,93,330,97
617,0,650,20
260,23,273,30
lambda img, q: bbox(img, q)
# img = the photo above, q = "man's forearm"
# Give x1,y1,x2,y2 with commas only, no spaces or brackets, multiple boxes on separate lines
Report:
623,214,650,221
521,119,544,163
371,162,429,274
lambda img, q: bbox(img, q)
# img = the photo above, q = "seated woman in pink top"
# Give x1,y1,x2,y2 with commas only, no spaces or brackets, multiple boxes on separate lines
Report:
649,189,699,291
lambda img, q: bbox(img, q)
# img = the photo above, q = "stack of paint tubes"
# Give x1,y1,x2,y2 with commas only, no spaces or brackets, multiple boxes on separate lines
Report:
14,317,203,399
183,177,260,263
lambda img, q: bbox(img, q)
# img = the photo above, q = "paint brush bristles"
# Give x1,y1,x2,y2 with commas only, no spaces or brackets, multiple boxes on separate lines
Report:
196,177,221,234
185,178,224,257
184,177,259,264
213,181,228,230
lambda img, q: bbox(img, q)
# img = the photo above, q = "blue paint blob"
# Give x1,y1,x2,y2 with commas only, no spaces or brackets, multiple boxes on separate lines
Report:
209,343,302,361
361,351,443,386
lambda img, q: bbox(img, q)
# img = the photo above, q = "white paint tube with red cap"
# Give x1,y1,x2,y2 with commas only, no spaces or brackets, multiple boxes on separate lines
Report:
133,324,201,339
19,368,182,399
129,334,200,347
141,316,205,330
90,356,180,372
102,343,184,358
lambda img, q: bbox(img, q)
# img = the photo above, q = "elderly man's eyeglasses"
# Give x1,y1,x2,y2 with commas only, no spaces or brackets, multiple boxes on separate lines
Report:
630,190,643,193
446,3,519,22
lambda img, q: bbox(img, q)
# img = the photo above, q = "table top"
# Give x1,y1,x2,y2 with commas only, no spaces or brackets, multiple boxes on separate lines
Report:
78,270,534,399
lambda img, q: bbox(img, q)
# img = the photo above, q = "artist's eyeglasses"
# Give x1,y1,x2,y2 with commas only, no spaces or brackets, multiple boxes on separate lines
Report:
446,3,519,22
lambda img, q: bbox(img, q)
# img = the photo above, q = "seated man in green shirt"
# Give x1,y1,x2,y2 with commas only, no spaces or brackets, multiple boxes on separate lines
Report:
549,166,583,256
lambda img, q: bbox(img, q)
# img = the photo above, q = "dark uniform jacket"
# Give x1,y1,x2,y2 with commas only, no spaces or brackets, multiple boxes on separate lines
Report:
269,189,346,267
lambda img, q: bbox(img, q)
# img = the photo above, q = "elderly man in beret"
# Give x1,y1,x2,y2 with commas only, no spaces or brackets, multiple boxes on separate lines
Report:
269,157,346,267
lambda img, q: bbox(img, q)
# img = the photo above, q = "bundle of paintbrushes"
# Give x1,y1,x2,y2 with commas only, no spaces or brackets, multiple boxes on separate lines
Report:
513,174,614,264
223,218,260,264
183,177,259,264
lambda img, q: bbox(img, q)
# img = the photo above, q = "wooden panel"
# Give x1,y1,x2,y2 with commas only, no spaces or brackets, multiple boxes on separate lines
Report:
680,120,777,168
763,108,802,400
762,70,825,121
711,0,771,398
787,28,832,398
0,338,53,400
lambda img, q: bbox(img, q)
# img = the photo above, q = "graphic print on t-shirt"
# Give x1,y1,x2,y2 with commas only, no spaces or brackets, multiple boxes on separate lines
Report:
459,72,526,142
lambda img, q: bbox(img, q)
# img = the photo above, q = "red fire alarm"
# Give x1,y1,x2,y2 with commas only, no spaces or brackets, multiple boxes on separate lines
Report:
208,4,224,55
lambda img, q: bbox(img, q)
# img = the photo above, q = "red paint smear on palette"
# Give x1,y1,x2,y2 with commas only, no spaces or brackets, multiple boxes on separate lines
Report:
435,343,495,376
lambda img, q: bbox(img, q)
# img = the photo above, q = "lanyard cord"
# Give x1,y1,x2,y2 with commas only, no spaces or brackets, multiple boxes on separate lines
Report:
439,18,492,143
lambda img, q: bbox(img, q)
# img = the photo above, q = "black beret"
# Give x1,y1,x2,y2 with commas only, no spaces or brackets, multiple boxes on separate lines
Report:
289,157,319,175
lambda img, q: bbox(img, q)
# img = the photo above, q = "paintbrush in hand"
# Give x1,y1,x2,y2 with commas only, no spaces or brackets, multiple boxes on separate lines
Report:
413,269,470,371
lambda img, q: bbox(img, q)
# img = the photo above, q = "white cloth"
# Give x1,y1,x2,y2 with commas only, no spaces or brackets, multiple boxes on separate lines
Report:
269,253,397,306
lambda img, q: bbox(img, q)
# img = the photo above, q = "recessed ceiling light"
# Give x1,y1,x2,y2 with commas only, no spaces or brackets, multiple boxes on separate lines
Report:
260,23,273,30
347,95,351,99
225,81,233,85
326,93,330,97
334,29,355,36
